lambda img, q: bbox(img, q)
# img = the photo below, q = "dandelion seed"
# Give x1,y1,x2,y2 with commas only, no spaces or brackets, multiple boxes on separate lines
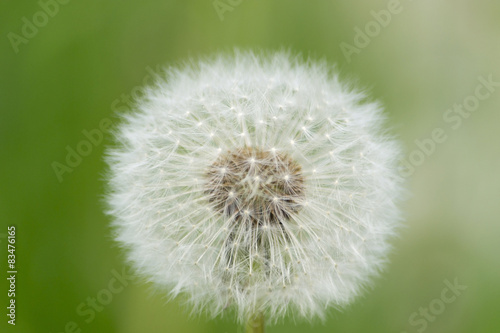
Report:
106,50,404,328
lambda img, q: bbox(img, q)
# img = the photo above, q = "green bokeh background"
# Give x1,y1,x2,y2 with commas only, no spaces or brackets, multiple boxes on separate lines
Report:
1,0,499,332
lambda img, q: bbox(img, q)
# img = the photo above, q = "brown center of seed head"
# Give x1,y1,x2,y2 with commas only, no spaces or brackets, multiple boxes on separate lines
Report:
205,147,305,225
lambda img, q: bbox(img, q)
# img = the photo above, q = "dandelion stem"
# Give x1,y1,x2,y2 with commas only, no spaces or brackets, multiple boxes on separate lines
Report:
245,312,265,333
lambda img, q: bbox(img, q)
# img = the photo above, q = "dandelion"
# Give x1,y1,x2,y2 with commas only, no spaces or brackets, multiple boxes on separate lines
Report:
106,50,403,331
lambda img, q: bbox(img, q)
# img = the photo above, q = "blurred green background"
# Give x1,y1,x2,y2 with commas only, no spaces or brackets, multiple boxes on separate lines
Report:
1,0,499,332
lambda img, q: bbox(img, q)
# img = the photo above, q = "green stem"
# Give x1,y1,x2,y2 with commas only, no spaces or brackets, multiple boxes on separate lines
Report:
245,312,265,333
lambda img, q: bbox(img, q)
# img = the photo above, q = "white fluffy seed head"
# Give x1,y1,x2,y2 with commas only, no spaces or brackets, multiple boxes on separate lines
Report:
105,50,404,324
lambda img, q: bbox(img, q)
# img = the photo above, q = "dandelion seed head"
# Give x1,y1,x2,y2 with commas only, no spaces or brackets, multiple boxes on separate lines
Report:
106,50,404,324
